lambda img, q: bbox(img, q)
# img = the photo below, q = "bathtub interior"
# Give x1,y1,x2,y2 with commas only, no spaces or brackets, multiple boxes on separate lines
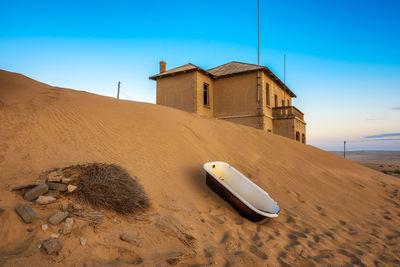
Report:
205,162,278,214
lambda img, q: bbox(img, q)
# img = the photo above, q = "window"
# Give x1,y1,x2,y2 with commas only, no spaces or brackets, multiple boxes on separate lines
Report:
274,94,278,107
203,83,209,106
266,83,270,106
287,99,290,106
296,131,300,141
282,100,285,106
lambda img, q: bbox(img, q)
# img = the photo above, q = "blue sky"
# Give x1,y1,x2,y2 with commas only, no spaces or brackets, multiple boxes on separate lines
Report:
1,0,399,150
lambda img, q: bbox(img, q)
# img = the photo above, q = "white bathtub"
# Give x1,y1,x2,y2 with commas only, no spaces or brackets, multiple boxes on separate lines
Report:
203,161,280,221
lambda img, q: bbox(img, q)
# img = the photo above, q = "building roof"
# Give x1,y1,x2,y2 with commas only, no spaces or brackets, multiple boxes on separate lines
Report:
208,62,296,97
149,63,210,80
207,61,264,76
149,61,296,97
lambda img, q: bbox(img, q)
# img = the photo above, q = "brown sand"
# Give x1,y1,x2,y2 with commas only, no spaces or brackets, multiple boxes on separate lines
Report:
0,69,399,266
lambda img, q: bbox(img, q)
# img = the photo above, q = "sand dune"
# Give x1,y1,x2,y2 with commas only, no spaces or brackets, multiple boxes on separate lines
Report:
0,69,399,266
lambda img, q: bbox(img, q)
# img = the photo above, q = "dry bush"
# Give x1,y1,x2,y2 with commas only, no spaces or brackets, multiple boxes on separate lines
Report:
61,163,150,214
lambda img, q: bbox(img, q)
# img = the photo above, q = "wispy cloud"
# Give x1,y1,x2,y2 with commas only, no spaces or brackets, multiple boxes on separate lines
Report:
366,117,384,121
365,133,400,138
361,138,400,142
393,107,400,110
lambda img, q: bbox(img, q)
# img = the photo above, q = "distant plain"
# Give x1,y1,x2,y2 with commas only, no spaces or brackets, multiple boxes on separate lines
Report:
330,151,400,178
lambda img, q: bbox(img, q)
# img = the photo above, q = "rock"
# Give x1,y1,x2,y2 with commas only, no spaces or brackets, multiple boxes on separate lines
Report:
15,204,38,223
41,238,62,255
50,233,59,238
67,185,77,192
47,182,67,192
80,237,87,246
24,183,49,201
36,196,57,205
120,233,141,247
47,171,62,182
63,218,74,234
48,211,69,225
27,228,34,232
41,224,48,231
61,178,71,184
166,252,186,265
47,176,62,182
11,184,38,191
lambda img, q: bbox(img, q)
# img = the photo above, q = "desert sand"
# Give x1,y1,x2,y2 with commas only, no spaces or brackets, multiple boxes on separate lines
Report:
0,69,399,266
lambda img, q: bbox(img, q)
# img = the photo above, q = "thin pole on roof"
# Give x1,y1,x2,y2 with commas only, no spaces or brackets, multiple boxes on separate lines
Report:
257,0,260,66
283,54,286,106
284,54,286,84
256,0,260,104
256,0,261,129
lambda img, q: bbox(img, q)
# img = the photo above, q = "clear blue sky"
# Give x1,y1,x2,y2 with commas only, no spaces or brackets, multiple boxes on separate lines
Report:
1,0,399,150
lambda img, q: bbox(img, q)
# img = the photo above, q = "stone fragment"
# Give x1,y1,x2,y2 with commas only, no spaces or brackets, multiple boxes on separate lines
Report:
41,224,48,231
47,176,62,182
120,233,141,246
48,170,59,176
61,178,71,184
36,196,57,205
67,185,77,192
63,218,74,234
166,252,186,265
50,233,59,238
47,171,62,182
41,238,62,255
27,228,34,232
48,211,69,225
80,237,87,246
15,204,38,223
24,183,49,201
47,182,67,192
11,184,38,191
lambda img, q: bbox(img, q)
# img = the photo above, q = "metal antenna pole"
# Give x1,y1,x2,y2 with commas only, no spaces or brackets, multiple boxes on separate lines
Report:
117,81,120,100
256,0,262,129
344,141,346,158
257,0,260,66
283,54,286,106
284,54,286,84
256,0,260,103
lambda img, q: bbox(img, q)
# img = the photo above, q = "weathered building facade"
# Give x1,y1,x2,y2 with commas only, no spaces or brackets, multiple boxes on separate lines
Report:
150,61,306,143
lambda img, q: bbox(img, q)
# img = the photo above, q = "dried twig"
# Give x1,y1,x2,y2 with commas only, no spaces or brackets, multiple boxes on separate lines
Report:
72,210,103,230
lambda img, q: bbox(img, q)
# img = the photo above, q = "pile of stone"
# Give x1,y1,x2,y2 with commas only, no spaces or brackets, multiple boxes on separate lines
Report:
46,171,77,192
11,171,83,255
12,171,78,204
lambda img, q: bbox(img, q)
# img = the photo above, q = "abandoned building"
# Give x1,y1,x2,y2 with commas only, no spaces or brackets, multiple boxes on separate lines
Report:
149,61,306,143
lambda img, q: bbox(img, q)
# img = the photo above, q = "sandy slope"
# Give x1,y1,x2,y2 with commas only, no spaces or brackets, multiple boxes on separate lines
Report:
0,69,399,266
